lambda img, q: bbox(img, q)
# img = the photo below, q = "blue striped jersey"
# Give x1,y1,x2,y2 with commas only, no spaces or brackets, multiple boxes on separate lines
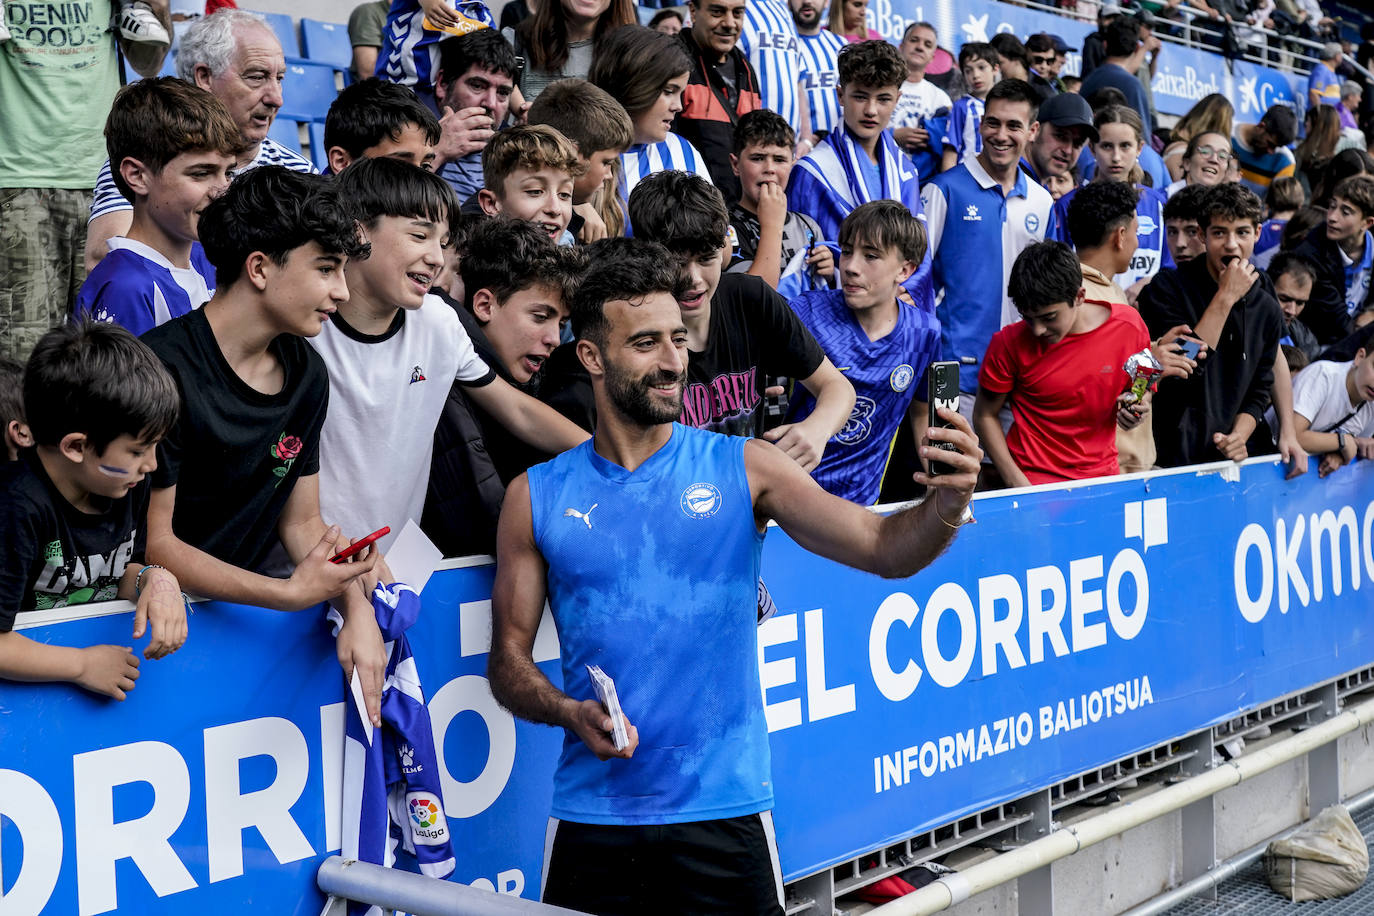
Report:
337,583,456,890
74,238,214,336
797,29,846,136
921,155,1054,393
619,132,713,201
785,290,941,505
527,425,770,824
944,95,984,163
1049,183,1173,291
376,0,496,92
88,138,314,223
738,0,803,134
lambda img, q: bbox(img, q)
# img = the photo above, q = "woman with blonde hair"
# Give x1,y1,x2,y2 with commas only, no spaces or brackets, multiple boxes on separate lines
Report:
1163,93,1234,180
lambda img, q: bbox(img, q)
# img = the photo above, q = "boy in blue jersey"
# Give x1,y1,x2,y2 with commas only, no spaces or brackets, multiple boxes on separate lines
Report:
74,78,241,336
786,200,941,504
488,237,983,916
1,323,187,699
1293,175,1374,343
940,42,999,172
921,78,1053,405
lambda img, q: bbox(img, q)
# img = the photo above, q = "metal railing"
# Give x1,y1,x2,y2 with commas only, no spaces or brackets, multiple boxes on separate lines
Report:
1005,0,1374,85
316,857,589,916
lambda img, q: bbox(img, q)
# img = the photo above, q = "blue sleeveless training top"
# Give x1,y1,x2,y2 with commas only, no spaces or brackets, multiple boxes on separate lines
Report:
527,424,770,825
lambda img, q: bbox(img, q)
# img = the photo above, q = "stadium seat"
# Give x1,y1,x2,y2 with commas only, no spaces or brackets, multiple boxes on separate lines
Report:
278,59,341,123
307,122,331,171
267,116,305,155
301,18,353,72
249,10,299,57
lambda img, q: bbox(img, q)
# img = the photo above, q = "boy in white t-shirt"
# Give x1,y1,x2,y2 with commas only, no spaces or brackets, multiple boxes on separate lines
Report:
74,78,240,336
313,157,588,551
1273,347,1374,478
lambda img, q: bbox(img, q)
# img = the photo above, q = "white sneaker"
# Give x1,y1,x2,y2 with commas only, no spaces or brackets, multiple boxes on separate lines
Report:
118,1,170,46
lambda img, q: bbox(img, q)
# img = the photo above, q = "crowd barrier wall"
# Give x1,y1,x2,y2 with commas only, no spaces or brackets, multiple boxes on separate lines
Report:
2,457,1372,915
868,0,1304,120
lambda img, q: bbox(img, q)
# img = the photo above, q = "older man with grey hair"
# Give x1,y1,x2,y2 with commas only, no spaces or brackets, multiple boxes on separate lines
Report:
84,8,316,272
1337,80,1363,130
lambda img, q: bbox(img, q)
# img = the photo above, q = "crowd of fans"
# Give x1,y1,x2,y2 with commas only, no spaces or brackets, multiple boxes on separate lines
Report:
1,0,1373,726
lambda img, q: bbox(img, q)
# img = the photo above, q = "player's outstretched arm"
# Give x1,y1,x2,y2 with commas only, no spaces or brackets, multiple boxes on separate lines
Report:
748,407,982,580
489,474,636,759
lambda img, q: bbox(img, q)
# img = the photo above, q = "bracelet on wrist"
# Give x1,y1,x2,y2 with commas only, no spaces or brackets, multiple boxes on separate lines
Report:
134,563,166,598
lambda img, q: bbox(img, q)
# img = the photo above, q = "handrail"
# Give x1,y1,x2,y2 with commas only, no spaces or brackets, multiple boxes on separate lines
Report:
867,693,1374,915
316,857,590,916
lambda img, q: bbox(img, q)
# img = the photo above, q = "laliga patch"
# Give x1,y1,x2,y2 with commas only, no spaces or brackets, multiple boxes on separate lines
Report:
680,482,723,519
407,792,450,844
1136,214,1157,235
890,364,914,393
727,224,740,251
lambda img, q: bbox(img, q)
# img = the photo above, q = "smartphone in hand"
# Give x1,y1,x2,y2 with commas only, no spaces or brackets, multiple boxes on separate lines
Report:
927,361,961,476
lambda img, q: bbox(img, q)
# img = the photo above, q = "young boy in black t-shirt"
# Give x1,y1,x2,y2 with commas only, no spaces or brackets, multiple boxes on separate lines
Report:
141,166,389,726
630,171,854,469
727,110,833,293
0,323,187,699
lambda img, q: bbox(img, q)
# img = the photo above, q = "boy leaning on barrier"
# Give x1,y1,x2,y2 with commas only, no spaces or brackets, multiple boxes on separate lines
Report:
1270,346,1374,478
0,323,188,699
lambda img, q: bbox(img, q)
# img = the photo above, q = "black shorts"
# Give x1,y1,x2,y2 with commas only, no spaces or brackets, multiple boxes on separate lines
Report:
541,812,785,916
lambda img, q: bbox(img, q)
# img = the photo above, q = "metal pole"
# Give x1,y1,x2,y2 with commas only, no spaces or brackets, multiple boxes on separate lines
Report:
316,857,591,916
1118,782,1374,916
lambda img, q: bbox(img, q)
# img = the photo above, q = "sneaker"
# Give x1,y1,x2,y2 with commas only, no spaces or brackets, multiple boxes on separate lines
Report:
118,1,170,46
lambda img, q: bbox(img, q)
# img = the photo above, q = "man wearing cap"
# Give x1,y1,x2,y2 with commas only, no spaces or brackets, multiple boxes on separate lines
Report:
1308,43,1343,110
1232,104,1298,198
1021,92,1097,190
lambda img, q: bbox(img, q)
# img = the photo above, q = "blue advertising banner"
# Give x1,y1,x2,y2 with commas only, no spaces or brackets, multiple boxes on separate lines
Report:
3,458,1372,914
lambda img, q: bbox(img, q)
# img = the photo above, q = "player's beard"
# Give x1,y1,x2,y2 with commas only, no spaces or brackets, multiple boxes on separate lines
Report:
604,355,685,426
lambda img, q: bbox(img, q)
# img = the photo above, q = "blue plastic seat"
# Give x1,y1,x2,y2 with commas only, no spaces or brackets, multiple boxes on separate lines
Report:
267,116,305,154
301,18,353,72
248,9,299,56
278,59,341,123
307,122,331,172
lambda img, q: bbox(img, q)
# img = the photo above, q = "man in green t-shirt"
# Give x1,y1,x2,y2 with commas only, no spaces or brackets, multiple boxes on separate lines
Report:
0,0,168,363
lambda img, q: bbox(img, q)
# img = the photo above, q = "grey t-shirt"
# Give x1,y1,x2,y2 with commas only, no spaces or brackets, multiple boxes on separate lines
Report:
503,28,593,102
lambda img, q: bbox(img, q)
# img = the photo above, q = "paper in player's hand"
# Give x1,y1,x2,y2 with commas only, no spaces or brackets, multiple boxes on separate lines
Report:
586,664,630,751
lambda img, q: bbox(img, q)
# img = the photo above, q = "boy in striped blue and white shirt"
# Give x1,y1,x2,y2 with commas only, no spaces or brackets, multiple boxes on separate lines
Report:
587,26,712,203
940,42,999,173
75,79,239,336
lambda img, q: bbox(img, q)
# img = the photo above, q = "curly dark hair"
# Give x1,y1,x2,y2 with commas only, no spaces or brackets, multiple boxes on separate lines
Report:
460,217,587,313
1067,180,1139,250
837,39,906,91
627,170,730,258
1197,182,1263,230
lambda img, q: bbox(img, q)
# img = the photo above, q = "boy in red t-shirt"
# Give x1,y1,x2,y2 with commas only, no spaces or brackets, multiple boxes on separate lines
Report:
974,240,1152,487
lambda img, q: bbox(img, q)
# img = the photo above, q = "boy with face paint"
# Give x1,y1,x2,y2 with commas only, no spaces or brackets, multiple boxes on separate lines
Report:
975,240,1152,487
1,323,187,699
